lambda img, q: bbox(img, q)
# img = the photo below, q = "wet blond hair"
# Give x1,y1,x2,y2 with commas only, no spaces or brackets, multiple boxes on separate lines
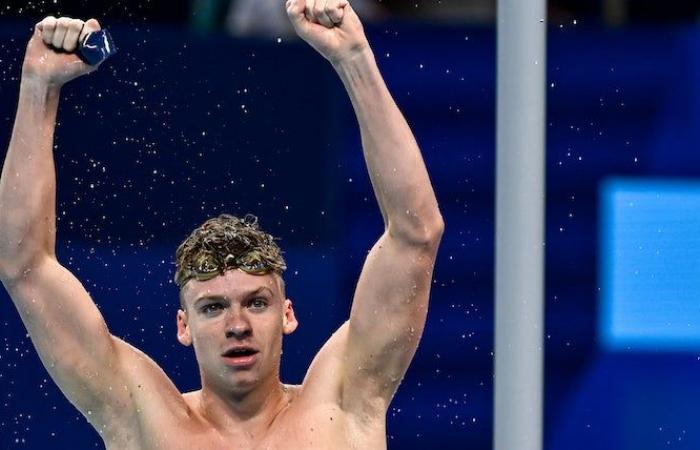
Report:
174,214,286,294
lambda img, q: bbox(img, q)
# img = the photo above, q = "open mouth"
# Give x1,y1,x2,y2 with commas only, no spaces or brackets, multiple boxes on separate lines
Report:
222,347,258,357
221,347,259,367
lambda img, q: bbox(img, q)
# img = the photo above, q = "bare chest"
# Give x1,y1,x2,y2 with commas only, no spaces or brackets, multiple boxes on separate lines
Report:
106,404,386,450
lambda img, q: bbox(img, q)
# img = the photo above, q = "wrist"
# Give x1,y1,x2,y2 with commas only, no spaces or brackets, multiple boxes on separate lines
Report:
19,75,62,113
331,45,374,72
20,74,62,97
332,47,384,93
20,57,66,90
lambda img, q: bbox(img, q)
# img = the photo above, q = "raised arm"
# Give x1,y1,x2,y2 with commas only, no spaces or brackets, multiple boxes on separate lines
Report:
0,17,137,438
287,0,444,414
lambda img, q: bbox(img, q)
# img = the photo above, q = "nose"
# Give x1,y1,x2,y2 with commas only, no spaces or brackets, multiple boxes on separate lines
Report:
224,307,252,339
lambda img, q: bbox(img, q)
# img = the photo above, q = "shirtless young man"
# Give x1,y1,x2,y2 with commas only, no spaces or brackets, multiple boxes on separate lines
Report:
0,1,443,448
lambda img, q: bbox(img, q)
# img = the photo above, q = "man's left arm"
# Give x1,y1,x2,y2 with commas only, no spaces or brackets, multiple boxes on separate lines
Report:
287,0,444,414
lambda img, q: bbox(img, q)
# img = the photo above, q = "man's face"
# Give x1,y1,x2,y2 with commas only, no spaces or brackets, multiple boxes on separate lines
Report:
176,269,297,394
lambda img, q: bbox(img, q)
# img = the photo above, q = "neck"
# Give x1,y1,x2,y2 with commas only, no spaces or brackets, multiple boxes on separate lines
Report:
197,373,290,433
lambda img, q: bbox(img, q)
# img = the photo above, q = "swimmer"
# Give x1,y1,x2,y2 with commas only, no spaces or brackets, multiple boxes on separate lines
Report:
0,2,443,449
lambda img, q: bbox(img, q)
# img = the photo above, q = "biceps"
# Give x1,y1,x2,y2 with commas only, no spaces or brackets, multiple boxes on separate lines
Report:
349,233,438,339
343,233,439,399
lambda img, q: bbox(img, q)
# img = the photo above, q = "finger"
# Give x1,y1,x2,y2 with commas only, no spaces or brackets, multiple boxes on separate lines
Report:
79,18,101,44
286,0,309,32
314,0,334,28
62,19,84,52
304,0,316,23
40,16,57,46
51,17,71,49
32,21,43,38
326,0,345,24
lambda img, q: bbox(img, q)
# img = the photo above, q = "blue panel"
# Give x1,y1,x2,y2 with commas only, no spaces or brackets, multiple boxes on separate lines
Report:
600,178,700,351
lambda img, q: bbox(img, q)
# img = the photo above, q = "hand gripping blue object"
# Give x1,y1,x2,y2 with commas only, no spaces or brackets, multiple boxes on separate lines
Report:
78,29,117,66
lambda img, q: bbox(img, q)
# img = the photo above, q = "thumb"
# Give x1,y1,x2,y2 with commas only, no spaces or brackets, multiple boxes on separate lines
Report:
80,18,102,43
84,18,102,31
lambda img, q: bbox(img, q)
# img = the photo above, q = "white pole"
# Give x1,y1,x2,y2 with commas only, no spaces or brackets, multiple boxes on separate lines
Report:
493,0,546,449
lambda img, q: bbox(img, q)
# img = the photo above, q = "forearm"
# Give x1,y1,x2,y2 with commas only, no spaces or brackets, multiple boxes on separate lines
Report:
334,49,443,243
0,77,60,275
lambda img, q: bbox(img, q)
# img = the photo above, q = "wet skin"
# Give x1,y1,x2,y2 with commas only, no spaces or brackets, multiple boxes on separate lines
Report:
102,270,387,449
0,4,443,448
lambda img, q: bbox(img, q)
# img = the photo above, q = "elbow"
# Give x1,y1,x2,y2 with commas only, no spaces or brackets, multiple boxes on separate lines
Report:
0,251,46,284
0,229,52,282
0,259,28,284
433,212,446,236
428,214,446,248
422,212,445,245
389,210,445,248
0,262,23,284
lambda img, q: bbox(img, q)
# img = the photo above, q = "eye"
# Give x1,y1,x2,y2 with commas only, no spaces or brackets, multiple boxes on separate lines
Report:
200,303,224,315
248,298,268,311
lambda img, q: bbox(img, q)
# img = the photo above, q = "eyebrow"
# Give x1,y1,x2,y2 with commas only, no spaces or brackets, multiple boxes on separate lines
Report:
192,286,275,307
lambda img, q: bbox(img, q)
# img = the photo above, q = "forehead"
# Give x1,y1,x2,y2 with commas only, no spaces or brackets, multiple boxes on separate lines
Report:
181,269,282,303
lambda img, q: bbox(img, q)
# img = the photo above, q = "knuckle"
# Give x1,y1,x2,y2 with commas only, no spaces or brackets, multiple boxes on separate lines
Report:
43,17,57,29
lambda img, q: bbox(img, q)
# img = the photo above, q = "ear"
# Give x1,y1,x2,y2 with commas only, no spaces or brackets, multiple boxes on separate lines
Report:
176,308,192,346
282,299,298,335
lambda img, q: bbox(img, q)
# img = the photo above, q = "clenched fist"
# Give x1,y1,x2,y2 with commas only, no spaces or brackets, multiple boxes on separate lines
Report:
286,0,370,65
22,16,102,87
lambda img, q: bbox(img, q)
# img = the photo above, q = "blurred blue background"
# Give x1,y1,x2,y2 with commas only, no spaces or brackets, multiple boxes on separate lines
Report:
2,1,700,449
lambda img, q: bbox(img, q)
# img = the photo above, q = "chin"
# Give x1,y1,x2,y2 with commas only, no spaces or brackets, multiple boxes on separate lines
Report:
228,381,264,400
226,372,261,392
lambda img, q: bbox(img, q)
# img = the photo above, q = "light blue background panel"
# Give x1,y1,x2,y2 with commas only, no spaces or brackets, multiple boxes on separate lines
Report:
600,178,700,351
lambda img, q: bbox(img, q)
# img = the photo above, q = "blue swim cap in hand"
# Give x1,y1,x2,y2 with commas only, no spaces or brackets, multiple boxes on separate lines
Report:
78,29,117,66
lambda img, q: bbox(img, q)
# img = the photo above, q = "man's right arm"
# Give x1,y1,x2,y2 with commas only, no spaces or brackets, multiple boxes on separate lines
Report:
0,17,137,438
